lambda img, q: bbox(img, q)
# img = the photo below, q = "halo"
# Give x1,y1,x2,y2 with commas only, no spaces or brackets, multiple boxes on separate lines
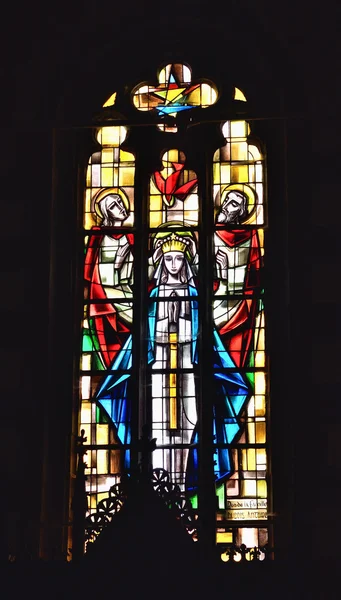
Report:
93,187,130,219
220,183,257,222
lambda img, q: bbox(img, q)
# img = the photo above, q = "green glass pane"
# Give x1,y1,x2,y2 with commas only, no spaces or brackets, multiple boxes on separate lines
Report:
89,319,101,351
82,331,94,352
92,352,105,371
96,405,110,424
190,494,198,509
216,483,225,509
246,370,255,388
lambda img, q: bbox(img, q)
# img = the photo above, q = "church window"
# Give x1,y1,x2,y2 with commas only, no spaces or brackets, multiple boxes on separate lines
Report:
79,62,271,557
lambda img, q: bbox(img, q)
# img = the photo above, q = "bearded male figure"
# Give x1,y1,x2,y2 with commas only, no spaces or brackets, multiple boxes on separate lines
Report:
214,185,262,369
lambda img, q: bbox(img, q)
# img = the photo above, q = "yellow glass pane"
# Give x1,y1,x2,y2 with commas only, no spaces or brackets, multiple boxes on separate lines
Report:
255,351,265,367
119,167,135,186
256,448,267,467
213,149,220,162
247,448,256,470
85,188,91,213
248,144,262,160
220,164,231,184
201,83,217,106
86,165,91,186
150,195,162,211
97,492,109,504
102,92,117,107
241,449,247,470
234,87,247,102
255,421,266,443
119,150,135,162
248,422,255,443
101,167,113,187
231,142,248,161
230,120,247,138
188,87,201,105
150,211,162,228
99,126,127,147
90,495,97,509
255,395,266,416
257,480,267,498
255,372,266,395
242,480,257,496
81,353,91,371
84,213,95,229
231,165,248,183
150,178,160,195
102,148,114,163
81,401,91,424
258,228,264,248
257,325,265,350
113,167,119,187
96,424,109,444
97,450,108,474
216,532,233,543
213,162,220,184
168,149,180,162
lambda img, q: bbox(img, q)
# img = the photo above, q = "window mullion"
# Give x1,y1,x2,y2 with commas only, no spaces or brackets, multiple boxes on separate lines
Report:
197,148,217,551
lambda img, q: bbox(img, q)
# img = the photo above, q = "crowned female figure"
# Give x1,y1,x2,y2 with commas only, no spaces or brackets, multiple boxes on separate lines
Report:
96,227,250,493
148,230,199,490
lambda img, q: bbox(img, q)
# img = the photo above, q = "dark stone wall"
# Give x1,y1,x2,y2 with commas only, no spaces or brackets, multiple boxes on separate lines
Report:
2,0,341,586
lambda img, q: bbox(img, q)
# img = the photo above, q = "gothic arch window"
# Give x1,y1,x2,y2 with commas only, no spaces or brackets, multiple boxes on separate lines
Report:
79,62,271,557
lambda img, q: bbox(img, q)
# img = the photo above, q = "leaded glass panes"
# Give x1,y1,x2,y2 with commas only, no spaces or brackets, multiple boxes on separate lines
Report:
82,125,135,512
79,64,271,555
213,119,268,548
148,227,199,490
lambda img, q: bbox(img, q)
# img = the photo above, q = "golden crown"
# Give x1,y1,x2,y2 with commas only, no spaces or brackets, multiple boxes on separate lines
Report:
161,233,188,254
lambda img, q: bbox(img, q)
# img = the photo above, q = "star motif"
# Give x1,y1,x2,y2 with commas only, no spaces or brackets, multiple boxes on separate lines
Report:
132,63,217,118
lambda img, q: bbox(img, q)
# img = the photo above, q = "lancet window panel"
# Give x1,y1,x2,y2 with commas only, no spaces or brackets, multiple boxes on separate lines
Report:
77,62,272,557
212,118,269,549
81,124,136,514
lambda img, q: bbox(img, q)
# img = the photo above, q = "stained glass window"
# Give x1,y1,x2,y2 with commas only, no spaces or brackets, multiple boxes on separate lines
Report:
212,120,267,553
79,63,271,556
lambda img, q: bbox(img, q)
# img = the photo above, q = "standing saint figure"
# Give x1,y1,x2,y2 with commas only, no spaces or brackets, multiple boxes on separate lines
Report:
148,230,199,490
84,188,134,369
214,185,262,369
